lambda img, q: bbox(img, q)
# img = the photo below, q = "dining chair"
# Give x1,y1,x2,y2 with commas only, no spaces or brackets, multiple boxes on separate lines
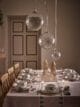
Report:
0,73,10,107
0,82,4,107
14,63,20,77
0,73,9,96
8,67,15,86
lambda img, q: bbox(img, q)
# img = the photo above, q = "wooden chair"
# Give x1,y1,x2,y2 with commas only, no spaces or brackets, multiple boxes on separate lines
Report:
0,83,4,107
0,73,10,107
14,63,20,77
0,73,9,96
8,67,15,86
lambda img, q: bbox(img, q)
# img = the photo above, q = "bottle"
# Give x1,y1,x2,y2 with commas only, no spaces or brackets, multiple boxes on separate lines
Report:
51,61,56,80
43,59,49,75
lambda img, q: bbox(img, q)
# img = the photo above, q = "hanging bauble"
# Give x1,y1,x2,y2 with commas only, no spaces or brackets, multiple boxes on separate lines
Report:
26,9,44,31
51,48,61,61
39,32,55,49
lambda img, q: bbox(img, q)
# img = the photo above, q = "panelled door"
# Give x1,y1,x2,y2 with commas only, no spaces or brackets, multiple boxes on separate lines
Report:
8,16,41,69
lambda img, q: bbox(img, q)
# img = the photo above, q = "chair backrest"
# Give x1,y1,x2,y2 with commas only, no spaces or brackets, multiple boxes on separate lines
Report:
0,82,4,107
0,73,9,95
0,73,9,107
14,63,20,77
8,67,15,86
0,82,3,97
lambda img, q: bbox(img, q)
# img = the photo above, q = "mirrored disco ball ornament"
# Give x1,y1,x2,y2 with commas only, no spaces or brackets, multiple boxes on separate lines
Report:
26,9,44,31
39,32,55,49
51,49,61,61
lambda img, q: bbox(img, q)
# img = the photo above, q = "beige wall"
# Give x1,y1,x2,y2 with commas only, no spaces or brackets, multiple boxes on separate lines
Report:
0,0,80,72
57,0,80,72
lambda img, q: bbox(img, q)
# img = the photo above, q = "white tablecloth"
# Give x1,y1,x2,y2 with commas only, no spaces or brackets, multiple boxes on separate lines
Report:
3,94,40,107
3,82,80,107
3,69,80,107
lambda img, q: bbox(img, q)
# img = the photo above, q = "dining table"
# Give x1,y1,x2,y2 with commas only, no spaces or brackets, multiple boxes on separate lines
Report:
3,68,80,107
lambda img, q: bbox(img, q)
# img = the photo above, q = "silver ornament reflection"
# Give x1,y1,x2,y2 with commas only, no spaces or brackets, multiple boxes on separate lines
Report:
51,49,61,61
26,9,44,31
39,32,55,49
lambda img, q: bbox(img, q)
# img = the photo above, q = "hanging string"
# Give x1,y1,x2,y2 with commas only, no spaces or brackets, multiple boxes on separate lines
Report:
51,0,61,60
33,0,39,12
33,0,37,11
42,0,49,32
54,0,58,47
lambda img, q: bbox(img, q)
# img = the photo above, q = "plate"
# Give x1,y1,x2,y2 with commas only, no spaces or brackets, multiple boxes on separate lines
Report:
63,69,79,81
39,83,60,95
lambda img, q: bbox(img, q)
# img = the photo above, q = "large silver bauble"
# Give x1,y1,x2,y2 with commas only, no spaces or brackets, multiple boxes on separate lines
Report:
51,49,61,61
39,32,55,49
26,9,44,31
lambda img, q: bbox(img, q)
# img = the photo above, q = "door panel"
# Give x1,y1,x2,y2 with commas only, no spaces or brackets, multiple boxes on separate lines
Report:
26,35,37,55
13,35,24,55
8,16,41,69
26,61,37,69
